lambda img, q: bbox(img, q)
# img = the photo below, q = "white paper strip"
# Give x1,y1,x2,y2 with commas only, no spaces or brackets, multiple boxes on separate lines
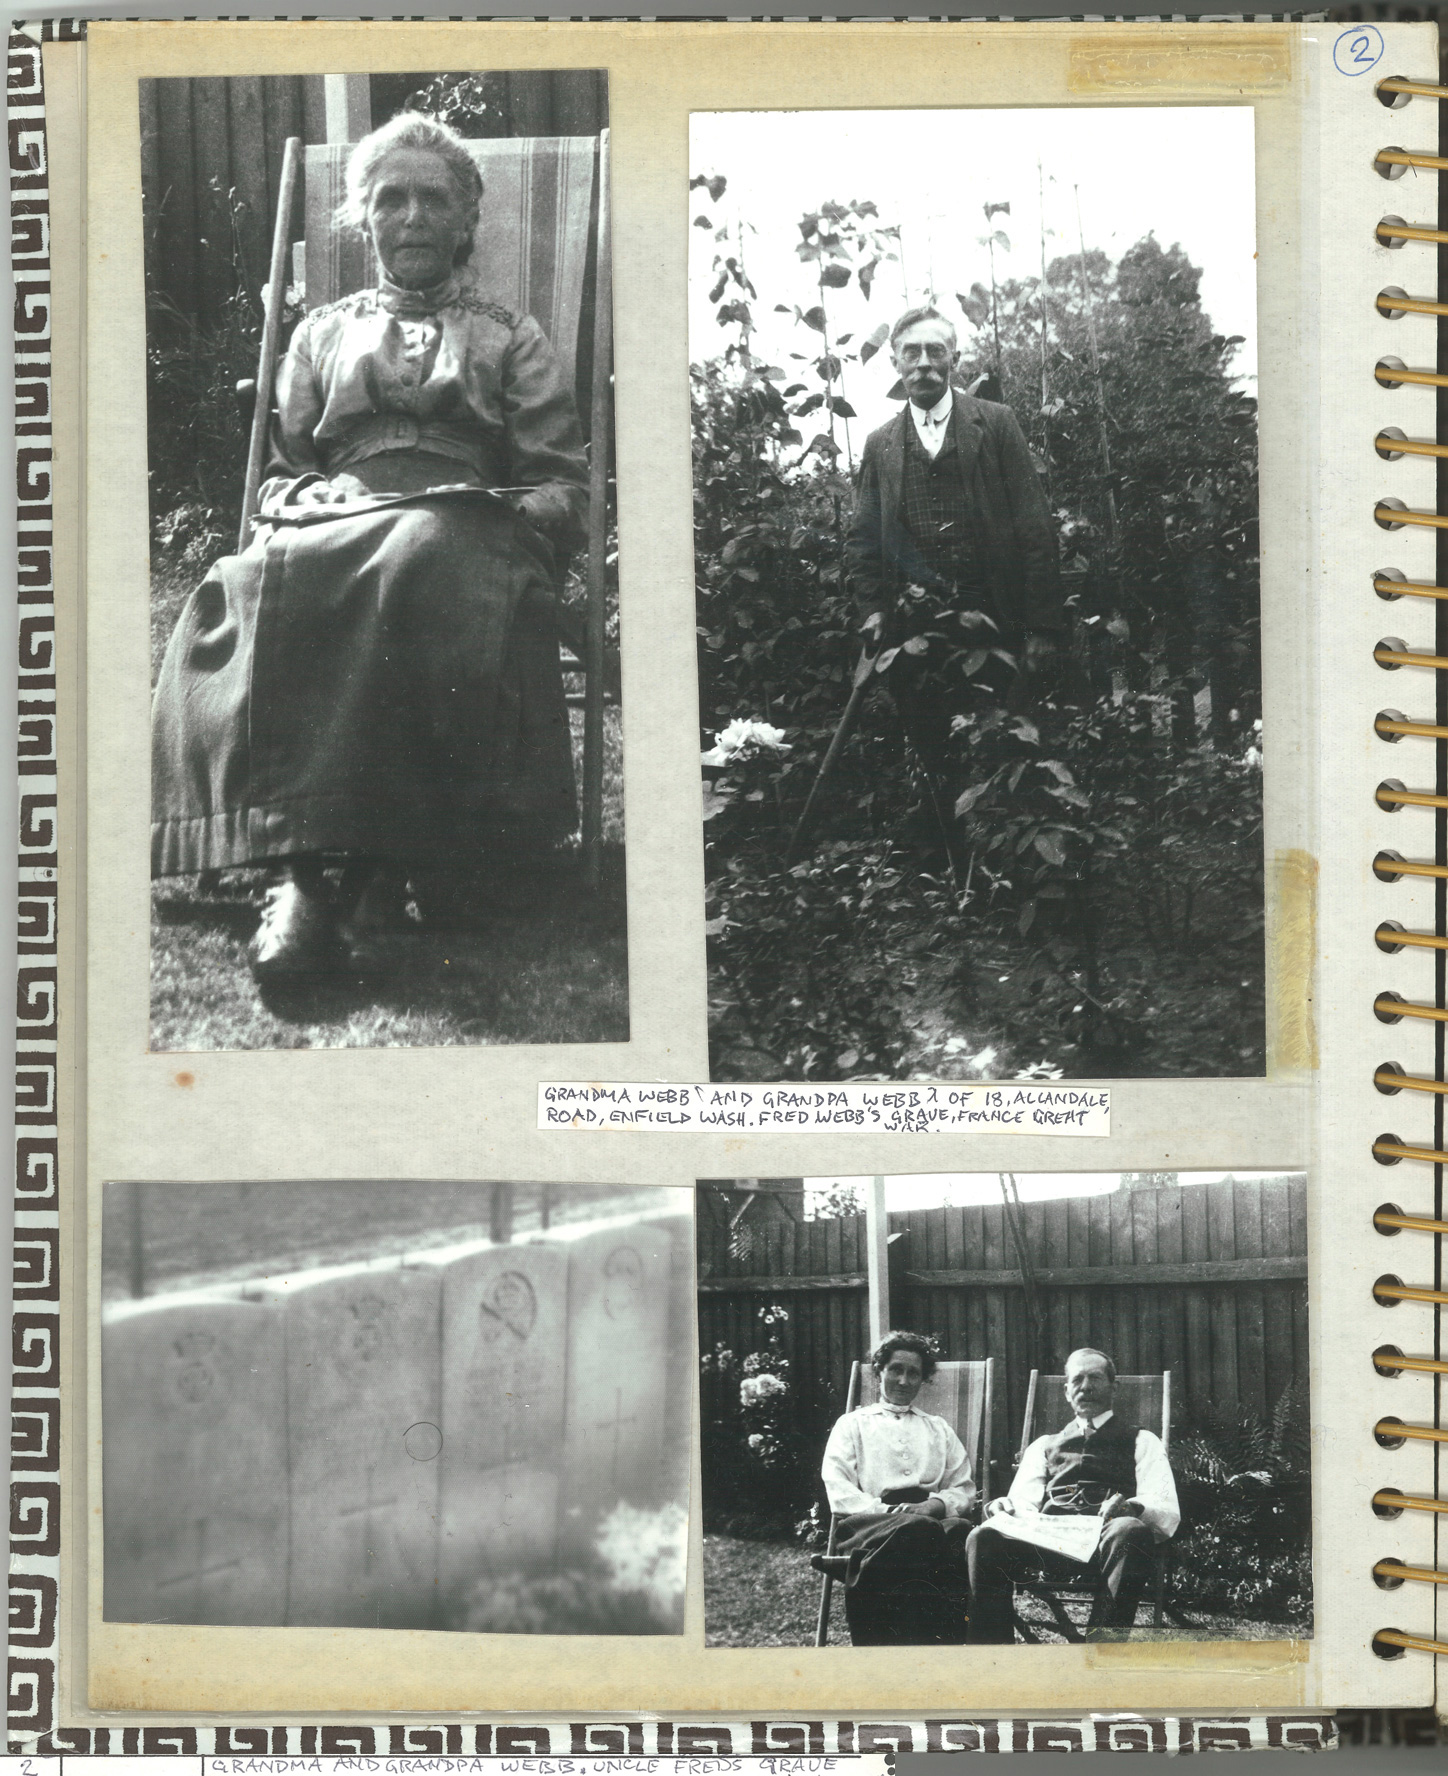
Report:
539,1082,1109,1135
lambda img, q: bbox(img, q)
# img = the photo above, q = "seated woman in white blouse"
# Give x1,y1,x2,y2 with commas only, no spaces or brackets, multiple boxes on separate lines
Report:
811,1330,976,1645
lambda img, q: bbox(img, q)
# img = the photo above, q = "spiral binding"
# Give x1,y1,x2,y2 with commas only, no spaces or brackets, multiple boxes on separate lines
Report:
1371,68,1448,1665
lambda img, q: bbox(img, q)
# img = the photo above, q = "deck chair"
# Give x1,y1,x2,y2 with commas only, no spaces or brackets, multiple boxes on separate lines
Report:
246,131,615,883
814,1357,993,1647
1009,1368,1172,1643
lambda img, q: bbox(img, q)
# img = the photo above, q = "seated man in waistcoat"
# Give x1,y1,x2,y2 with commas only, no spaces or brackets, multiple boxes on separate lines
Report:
845,306,1066,856
964,1347,1179,1643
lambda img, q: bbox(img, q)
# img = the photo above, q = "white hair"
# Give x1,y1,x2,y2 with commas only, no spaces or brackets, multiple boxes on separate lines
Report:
336,112,483,267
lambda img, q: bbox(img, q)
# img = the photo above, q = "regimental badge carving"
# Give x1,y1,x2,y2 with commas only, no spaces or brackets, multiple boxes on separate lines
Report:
479,1271,536,1343
602,1246,643,1320
169,1329,225,1425
345,1294,388,1363
173,1330,217,1402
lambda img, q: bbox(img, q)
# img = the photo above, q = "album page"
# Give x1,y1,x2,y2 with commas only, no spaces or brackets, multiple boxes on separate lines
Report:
46,13,1440,1727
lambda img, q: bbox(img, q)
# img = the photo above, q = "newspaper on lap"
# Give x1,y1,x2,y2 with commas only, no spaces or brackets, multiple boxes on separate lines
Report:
986,1511,1105,1564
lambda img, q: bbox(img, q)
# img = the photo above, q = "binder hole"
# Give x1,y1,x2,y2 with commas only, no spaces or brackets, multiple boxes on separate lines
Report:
1376,995,1407,1024
1374,1343,1406,1376
1374,147,1410,181
1375,567,1408,597
1377,356,1409,386
1376,711,1408,743
1373,1201,1405,1233
1379,219,1409,251
1374,1490,1407,1519
1376,1062,1407,1093
1377,79,1414,109
1376,638,1409,669
1377,498,1409,531
1375,850,1407,881
1374,1559,1407,1589
1374,1134,1406,1161
1376,1416,1408,1448
1377,427,1409,460
1373,1631,1409,1660
1376,778,1409,809
1375,1273,1406,1303
1377,286,1412,318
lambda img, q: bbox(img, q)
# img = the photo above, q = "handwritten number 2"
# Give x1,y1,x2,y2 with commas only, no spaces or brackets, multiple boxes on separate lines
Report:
1334,25,1382,73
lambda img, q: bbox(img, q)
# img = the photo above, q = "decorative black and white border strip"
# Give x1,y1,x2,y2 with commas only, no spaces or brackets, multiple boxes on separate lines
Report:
10,15,70,1755
15,1719,1339,1755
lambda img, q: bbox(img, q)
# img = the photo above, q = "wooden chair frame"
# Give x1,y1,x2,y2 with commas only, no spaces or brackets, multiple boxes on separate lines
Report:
241,129,614,887
813,1355,994,1646
1009,1368,1173,1644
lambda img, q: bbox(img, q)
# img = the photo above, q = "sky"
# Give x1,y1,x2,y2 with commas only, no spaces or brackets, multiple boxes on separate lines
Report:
805,1171,1295,1214
689,106,1258,445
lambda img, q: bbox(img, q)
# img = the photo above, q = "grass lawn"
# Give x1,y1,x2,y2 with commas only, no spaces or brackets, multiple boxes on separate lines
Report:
151,708,627,1052
705,1533,849,1648
703,1533,1304,1649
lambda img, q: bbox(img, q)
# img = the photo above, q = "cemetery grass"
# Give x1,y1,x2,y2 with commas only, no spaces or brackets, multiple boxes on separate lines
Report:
702,1535,1288,1648
150,559,627,1050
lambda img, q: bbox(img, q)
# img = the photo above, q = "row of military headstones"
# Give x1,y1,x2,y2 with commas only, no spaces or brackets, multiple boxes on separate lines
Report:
103,1220,682,1628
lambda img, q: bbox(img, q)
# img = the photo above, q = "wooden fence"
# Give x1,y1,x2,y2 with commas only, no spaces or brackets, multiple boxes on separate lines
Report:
140,71,609,335
696,1176,1307,1500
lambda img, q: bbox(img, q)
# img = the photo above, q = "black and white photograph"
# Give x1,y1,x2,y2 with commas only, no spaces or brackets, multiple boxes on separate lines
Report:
692,108,1264,1082
102,1181,691,1633
145,71,624,1050
696,1173,1310,1648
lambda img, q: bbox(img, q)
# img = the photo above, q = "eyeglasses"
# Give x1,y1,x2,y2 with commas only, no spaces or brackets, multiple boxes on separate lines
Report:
896,342,953,364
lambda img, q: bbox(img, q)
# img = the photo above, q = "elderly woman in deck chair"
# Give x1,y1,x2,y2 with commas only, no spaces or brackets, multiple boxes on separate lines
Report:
811,1331,976,1645
151,112,588,982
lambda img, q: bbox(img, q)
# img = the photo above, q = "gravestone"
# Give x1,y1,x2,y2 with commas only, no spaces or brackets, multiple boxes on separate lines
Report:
103,1292,288,1626
558,1219,677,1562
432,1241,569,1612
275,1265,442,1629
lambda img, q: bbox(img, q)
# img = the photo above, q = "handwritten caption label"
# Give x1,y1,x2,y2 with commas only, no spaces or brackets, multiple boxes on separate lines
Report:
539,1083,1109,1136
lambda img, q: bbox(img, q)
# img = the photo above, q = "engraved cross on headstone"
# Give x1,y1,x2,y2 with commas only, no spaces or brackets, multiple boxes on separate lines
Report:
155,1517,241,1609
593,1387,639,1490
337,1465,399,1575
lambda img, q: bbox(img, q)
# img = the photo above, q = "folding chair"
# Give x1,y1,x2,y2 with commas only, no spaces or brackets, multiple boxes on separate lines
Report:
244,130,616,885
813,1356,993,1646
1010,1368,1173,1643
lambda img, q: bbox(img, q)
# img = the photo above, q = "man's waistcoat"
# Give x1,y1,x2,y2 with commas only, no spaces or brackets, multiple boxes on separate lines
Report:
899,412,982,595
1041,1417,1138,1515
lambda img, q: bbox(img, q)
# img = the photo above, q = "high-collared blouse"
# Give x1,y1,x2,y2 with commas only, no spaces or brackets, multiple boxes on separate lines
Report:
263,272,589,550
821,1401,977,1518
1008,1409,1180,1538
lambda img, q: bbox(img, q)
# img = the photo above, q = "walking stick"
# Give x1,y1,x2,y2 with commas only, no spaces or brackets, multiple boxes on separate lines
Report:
786,646,880,865
238,136,302,552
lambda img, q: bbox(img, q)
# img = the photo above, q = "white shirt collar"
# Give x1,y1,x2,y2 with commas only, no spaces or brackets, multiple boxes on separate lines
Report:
1074,1408,1115,1431
873,1400,917,1419
910,387,953,430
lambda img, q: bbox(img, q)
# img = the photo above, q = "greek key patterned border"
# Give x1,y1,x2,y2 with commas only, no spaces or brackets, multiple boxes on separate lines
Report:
0,13,1342,1758
10,12,70,1755
12,1720,1340,1756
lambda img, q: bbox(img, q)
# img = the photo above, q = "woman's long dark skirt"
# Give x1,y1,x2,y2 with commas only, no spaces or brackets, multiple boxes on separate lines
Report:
151,496,576,877
834,1511,972,1646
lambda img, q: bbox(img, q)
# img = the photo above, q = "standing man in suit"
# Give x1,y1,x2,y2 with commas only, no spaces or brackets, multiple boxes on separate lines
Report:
963,1347,1179,1643
845,307,1067,849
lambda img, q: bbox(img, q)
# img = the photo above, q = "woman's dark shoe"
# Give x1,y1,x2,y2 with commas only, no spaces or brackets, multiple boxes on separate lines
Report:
247,876,346,981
